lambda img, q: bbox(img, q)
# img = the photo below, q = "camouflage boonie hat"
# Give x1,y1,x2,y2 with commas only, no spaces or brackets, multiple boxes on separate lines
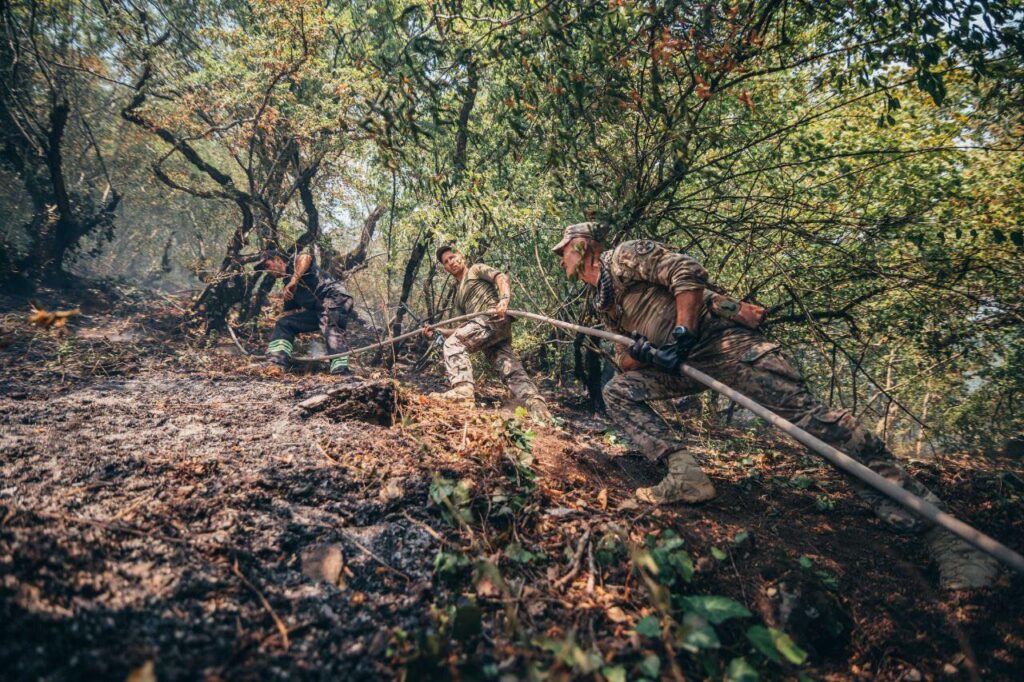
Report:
553,222,599,254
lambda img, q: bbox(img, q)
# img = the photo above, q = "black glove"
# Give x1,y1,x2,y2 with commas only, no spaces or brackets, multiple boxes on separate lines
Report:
628,333,657,365
628,327,698,371
628,334,679,370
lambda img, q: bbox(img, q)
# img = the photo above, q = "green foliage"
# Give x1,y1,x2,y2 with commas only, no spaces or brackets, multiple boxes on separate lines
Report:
429,475,474,526
503,542,540,564
601,665,627,682
643,530,695,587
433,549,469,578
798,555,840,591
678,596,753,625
726,657,760,682
634,615,661,638
536,633,604,675
676,612,722,653
746,625,809,665
451,598,483,642
636,653,661,679
625,524,812,679
5,0,1019,449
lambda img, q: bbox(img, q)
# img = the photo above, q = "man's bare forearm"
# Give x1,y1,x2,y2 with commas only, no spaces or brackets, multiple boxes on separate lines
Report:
495,274,511,301
290,253,311,285
675,289,702,332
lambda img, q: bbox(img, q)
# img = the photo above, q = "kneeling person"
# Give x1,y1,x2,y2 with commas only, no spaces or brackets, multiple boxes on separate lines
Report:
257,248,354,375
424,246,550,420
553,222,998,589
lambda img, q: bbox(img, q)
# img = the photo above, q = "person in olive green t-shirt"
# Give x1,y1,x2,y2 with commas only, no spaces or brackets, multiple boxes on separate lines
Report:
422,245,550,421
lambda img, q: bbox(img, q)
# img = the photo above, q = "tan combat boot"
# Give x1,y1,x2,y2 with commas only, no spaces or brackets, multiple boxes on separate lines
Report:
636,450,717,504
926,527,1000,590
524,397,552,423
429,382,475,402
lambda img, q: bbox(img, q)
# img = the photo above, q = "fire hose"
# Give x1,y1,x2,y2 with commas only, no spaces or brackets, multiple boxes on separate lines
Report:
280,308,1024,575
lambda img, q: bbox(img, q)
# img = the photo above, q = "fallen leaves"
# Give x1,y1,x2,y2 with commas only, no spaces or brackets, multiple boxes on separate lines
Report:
606,605,629,623
27,304,79,330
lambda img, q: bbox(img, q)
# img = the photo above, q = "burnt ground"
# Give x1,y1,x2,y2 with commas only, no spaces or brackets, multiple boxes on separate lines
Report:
1,287,1022,681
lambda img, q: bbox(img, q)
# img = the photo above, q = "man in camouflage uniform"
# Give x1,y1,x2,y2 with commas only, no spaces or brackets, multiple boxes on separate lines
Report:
553,222,998,589
423,246,550,421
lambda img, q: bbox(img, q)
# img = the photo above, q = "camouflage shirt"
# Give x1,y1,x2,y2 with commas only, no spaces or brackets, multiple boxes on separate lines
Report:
453,263,505,316
596,239,710,358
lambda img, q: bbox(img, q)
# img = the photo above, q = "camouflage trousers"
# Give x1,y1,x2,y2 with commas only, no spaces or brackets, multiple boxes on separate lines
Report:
602,325,943,533
443,319,541,402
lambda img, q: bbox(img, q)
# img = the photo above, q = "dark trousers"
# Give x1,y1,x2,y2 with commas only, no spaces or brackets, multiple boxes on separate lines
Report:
271,307,347,355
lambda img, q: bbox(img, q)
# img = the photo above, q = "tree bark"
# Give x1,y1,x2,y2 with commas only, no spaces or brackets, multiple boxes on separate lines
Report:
573,333,606,413
319,205,385,279
453,56,478,182
391,235,430,338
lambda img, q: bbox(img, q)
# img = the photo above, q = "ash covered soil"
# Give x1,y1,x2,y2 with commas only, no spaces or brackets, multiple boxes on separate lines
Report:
1,288,1022,681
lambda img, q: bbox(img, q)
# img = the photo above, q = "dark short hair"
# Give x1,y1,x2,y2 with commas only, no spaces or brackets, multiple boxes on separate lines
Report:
436,245,457,263
254,248,285,271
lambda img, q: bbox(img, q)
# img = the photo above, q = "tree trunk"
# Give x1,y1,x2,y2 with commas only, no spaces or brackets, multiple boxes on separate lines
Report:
452,57,478,182
573,333,606,413
189,201,255,331
320,205,385,279
391,234,430,337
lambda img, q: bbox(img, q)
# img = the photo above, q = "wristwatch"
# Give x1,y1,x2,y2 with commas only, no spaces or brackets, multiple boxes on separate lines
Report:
672,325,698,353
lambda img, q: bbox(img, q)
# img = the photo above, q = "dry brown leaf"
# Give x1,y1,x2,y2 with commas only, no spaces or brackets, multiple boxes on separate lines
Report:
737,89,755,113
597,488,608,510
694,75,712,101
379,477,404,502
475,576,500,598
606,605,628,623
27,305,79,330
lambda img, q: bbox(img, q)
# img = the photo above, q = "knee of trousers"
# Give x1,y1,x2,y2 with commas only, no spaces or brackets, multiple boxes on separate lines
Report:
272,319,298,339
796,407,857,445
494,354,524,379
443,334,466,356
443,335,472,374
323,329,346,351
602,374,640,407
